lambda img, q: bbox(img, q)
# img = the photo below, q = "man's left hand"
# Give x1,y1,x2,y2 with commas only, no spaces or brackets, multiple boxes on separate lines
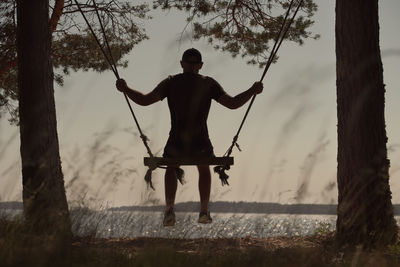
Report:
116,79,127,92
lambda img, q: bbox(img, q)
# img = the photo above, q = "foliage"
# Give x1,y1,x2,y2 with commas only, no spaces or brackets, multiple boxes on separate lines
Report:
153,0,318,67
0,0,18,124
0,0,150,124
2,215,400,267
315,221,333,235
387,244,400,257
1,0,318,124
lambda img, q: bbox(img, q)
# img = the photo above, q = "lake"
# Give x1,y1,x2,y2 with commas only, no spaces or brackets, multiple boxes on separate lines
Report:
2,202,400,239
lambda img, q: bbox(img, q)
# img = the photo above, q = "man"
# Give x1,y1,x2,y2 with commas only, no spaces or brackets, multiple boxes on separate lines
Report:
116,48,263,226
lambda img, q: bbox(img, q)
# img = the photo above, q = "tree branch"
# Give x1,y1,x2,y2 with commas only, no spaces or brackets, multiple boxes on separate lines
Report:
0,59,17,82
50,0,65,32
1,0,65,84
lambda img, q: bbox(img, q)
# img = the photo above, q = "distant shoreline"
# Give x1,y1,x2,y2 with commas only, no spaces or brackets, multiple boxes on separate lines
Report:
2,201,400,215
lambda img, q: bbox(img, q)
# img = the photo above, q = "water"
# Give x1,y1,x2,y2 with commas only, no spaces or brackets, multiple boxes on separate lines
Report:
4,207,400,239
70,209,336,238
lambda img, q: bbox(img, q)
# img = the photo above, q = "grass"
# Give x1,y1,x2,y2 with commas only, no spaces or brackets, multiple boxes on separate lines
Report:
2,216,400,267
1,127,399,266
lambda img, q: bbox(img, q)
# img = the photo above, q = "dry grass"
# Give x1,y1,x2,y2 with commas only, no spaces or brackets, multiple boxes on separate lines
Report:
1,215,400,267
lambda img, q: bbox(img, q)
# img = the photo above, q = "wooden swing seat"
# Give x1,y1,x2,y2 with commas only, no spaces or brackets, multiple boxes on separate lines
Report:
144,157,234,166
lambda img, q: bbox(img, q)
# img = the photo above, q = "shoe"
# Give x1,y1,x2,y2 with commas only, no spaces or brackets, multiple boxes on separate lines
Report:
163,210,175,227
198,211,212,224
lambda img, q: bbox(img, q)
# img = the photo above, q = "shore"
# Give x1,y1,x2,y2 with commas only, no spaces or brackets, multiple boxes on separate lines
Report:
2,214,400,267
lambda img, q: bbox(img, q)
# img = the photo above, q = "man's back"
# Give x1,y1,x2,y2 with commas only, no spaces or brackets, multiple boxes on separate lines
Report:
115,47,263,226
155,72,224,157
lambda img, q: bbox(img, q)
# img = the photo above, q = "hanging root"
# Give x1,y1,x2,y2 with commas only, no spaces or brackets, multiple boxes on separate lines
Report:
144,167,156,190
176,167,185,185
214,165,230,186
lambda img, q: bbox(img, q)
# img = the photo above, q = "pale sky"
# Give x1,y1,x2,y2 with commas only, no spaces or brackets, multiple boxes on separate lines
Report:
1,0,399,207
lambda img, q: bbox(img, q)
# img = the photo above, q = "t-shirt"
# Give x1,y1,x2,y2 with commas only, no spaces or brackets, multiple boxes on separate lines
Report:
154,72,225,154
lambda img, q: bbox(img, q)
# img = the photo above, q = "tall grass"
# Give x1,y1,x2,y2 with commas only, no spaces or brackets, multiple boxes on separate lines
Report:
1,214,400,267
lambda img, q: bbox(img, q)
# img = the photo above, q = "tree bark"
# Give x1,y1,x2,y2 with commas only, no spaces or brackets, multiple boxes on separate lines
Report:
336,0,397,246
17,0,71,238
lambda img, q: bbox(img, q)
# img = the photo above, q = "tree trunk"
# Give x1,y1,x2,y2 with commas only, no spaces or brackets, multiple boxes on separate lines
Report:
17,0,71,238
336,0,397,246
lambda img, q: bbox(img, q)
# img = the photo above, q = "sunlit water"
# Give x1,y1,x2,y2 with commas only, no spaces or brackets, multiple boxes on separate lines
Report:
3,209,400,239
1,209,335,238
72,211,337,239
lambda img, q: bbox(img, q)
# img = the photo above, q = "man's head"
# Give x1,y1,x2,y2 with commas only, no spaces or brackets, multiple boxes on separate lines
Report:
180,48,203,73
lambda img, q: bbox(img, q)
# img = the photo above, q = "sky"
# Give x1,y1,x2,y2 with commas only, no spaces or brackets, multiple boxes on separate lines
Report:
1,0,399,207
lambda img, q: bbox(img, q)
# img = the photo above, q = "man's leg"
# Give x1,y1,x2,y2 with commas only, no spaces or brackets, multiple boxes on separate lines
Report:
163,166,178,226
197,165,211,213
165,166,178,212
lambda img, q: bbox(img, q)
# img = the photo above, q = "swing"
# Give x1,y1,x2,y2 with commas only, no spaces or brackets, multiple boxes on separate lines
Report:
74,0,303,189
143,156,234,167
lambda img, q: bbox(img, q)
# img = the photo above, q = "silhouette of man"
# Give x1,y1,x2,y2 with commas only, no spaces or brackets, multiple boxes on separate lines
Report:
116,48,263,226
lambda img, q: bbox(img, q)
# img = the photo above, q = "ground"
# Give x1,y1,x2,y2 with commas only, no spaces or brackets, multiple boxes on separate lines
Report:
68,233,400,266
2,216,400,267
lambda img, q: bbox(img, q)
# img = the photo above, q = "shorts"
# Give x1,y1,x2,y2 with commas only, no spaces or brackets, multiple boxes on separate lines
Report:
162,136,215,158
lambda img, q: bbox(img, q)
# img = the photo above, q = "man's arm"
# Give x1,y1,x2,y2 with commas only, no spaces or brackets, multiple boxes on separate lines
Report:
217,81,263,109
116,79,161,106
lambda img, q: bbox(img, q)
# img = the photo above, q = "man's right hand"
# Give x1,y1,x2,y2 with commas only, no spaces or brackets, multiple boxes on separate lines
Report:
116,78,127,92
251,81,263,95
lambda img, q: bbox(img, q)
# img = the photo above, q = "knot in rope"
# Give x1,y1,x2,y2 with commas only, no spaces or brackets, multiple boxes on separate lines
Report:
232,135,242,152
175,167,185,185
214,165,230,186
144,161,186,190
144,168,156,190
140,134,149,142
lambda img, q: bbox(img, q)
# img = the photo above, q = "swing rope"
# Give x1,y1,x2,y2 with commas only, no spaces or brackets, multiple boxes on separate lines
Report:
214,0,305,185
74,0,304,188
74,0,168,189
